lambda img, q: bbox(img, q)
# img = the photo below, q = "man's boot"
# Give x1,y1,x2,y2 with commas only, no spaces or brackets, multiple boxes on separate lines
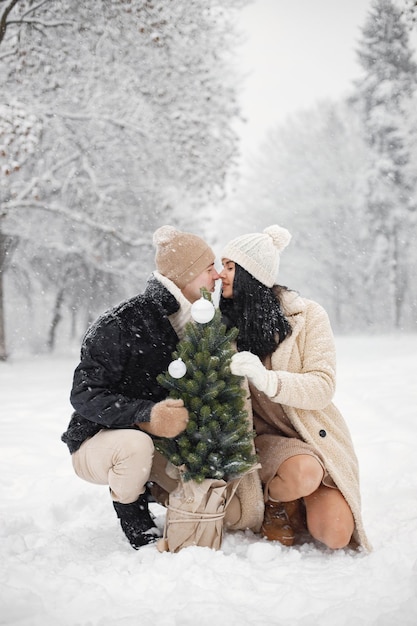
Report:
261,499,305,546
113,492,161,549
146,481,169,507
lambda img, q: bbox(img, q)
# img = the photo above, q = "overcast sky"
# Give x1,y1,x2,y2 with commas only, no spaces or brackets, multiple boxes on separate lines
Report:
235,0,374,158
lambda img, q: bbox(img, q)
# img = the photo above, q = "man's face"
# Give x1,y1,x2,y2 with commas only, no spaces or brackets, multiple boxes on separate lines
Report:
181,263,220,303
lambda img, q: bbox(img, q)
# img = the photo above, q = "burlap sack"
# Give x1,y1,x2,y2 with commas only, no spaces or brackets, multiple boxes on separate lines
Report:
157,465,246,553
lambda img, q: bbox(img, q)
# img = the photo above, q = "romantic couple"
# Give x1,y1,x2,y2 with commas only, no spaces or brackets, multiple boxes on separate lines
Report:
61,224,371,553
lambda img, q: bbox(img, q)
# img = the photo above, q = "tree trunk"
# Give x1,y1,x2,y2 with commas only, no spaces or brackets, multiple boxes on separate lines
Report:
0,261,6,361
0,229,15,361
47,288,65,352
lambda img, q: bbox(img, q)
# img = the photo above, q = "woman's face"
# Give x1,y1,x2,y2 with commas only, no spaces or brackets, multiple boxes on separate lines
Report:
219,259,235,299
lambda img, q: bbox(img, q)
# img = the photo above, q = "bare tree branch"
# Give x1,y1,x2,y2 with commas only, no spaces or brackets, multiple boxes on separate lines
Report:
14,151,81,202
0,0,19,45
20,0,51,19
6,199,152,248
47,112,148,138
6,18,73,28
1,0,73,47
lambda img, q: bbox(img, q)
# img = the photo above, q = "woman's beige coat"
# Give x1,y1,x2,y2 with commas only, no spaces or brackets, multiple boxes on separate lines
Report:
262,289,371,551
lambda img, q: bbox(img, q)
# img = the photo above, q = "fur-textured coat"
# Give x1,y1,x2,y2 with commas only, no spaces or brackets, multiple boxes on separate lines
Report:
262,289,371,551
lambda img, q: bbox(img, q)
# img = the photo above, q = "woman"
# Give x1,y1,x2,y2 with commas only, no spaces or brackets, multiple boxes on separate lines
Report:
219,225,371,551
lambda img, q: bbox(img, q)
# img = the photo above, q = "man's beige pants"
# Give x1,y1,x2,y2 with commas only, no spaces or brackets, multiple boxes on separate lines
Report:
71,428,177,504
70,427,241,525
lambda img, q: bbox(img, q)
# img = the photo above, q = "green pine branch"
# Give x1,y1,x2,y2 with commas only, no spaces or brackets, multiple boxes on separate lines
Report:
156,301,257,483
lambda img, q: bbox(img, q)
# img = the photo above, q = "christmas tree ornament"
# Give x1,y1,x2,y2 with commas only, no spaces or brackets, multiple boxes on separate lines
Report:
168,358,187,379
190,296,215,324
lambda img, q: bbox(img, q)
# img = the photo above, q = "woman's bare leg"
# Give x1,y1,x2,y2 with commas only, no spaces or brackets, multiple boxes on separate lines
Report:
304,485,354,549
267,455,354,549
268,454,324,502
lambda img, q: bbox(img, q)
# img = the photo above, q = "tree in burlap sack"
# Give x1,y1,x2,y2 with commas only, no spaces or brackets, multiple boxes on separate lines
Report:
155,292,258,552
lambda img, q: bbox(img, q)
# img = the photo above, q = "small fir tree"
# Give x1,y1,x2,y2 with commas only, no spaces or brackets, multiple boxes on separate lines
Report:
156,295,257,483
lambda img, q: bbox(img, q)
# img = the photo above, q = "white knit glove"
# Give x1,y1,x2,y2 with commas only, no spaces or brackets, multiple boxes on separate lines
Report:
230,351,279,398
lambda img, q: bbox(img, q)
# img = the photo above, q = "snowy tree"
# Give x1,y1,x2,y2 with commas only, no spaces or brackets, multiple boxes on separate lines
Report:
217,101,370,331
352,0,417,329
402,0,417,28
0,0,248,356
0,99,42,359
224,0,417,333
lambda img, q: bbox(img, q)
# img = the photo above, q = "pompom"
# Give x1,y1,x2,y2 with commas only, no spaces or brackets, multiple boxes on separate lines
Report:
153,225,179,246
263,225,292,252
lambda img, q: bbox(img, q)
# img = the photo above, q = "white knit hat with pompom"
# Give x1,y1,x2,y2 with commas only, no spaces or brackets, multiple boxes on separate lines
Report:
153,225,215,289
222,225,291,287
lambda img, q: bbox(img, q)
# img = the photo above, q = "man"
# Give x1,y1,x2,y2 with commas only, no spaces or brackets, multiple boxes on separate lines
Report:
61,225,220,549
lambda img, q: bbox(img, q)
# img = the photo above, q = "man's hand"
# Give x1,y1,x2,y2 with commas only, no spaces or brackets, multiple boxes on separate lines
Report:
139,398,189,438
230,351,278,397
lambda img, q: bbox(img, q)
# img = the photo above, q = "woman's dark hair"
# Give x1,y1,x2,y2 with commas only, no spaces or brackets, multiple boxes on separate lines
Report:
219,263,292,359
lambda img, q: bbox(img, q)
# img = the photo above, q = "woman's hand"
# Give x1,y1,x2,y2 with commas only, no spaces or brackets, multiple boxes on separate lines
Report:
230,351,279,397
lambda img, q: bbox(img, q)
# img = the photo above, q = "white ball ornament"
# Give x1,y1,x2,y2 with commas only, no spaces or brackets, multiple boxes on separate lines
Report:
190,297,215,324
168,358,187,379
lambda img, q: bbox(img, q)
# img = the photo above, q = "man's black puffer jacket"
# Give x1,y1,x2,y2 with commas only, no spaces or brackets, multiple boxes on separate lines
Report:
61,276,180,453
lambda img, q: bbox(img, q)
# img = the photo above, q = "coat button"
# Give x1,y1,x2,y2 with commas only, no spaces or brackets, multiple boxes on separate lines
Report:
319,429,327,438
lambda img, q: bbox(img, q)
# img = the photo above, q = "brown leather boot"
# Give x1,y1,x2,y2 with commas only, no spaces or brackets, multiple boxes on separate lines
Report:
261,499,304,546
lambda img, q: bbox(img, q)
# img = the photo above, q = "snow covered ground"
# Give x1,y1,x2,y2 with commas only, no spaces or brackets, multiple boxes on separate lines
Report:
1,334,417,626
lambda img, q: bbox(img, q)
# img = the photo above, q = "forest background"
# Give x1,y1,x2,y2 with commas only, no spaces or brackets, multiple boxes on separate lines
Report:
1,0,417,360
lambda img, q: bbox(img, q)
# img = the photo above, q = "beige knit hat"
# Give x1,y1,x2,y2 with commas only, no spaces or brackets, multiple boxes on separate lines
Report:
153,225,215,289
222,225,292,287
